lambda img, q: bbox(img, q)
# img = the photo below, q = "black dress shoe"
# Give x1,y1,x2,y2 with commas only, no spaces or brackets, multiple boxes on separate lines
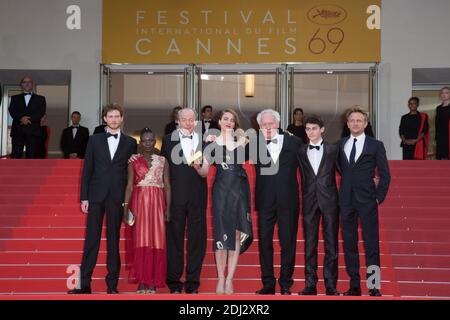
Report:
325,288,340,296
107,288,119,294
280,288,291,295
185,289,199,294
369,289,382,297
68,287,91,294
256,287,275,295
343,287,362,296
170,289,182,294
299,286,317,295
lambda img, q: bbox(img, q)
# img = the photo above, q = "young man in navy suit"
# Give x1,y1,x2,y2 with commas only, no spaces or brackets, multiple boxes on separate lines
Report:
298,116,340,296
338,107,391,297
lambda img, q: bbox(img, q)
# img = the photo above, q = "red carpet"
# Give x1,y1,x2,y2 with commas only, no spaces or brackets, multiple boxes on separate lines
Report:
0,159,449,299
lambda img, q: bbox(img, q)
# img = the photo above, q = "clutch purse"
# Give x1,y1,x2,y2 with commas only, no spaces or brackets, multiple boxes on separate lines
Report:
124,209,135,226
187,150,203,166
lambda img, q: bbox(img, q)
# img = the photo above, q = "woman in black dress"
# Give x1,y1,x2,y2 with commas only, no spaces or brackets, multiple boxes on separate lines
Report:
435,87,450,160
287,108,308,143
399,97,429,160
195,109,253,295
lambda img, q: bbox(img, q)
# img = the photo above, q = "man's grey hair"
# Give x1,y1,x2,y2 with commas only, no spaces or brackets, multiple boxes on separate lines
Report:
256,109,281,125
178,107,198,119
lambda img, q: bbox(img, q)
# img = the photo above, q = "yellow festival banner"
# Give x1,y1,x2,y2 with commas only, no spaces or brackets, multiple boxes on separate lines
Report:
102,0,381,64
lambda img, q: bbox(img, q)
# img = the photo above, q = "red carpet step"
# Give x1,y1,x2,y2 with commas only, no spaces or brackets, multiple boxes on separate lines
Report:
0,159,449,298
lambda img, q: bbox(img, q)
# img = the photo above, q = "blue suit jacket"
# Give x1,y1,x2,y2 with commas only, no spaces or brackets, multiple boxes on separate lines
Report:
338,135,391,207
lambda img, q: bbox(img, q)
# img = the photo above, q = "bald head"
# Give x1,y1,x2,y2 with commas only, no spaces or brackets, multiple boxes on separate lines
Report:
20,76,34,92
178,108,197,133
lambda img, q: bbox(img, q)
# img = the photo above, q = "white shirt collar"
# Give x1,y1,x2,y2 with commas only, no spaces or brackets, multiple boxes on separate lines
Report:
310,139,323,147
350,132,365,141
106,128,121,139
178,128,195,137
267,132,281,141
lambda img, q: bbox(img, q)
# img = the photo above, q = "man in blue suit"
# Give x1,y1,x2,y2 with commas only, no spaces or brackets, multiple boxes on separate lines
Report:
338,107,391,297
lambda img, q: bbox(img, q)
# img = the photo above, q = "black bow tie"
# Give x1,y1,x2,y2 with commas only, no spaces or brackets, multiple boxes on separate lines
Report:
309,145,321,150
72,126,79,129
266,138,278,144
204,120,211,123
181,134,193,139
106,132,118,139
24,92,32,96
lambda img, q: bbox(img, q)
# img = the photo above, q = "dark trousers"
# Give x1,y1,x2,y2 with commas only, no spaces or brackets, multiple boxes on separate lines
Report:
402,145,415,160
340,200,380,289
257,206,299,290
37,127,48,159
166,203,207,292
11,131,40,159
80,200,123,290
303,204,339,289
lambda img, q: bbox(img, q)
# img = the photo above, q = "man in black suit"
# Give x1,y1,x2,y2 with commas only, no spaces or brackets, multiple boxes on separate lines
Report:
338,106,390,297
8,76,46,158
164,106,182,135
200,105,219,138
60,111,90,159
161,108,207,294
93,123,107,134
298,116,340,296
68,104,137,294
250,109,303,295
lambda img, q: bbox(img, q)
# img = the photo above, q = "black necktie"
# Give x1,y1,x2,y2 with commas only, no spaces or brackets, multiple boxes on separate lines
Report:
349,138,357,165
106,132,118,139
181,134,193,139
309,145,320,150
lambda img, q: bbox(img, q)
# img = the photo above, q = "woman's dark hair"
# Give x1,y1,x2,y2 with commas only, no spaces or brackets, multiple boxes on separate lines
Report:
171,106,182,121
293,108,304,115
408,97,420,105
217,108,241,130
140,127,153,139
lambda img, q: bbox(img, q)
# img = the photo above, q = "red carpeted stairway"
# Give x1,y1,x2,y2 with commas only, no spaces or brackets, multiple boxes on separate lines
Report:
0,159,449,298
